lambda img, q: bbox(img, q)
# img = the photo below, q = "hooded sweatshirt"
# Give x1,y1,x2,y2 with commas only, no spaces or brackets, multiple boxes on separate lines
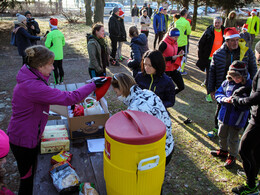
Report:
7,65,96,148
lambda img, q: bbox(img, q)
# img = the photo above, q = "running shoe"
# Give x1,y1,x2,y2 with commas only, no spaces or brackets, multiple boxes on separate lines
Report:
232,183,259,195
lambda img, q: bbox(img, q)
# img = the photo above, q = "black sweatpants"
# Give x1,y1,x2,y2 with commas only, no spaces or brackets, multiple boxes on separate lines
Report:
10,143,38,195
22,56,26,66
53,60,64,84
154,31,165,49
165,70,184,94
110,37,118,59
239,123,260,188
214,103,221,129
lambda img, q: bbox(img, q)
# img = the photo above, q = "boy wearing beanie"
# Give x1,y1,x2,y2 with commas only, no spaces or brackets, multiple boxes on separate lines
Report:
210,60,252,169
239,24,251,48
45,18,65,85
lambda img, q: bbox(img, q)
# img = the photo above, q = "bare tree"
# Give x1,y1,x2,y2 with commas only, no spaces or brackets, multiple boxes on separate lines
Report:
84,0,93,25
94,0,105,23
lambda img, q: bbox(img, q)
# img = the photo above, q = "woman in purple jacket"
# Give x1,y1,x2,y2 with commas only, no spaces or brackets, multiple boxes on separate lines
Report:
7,45,106,195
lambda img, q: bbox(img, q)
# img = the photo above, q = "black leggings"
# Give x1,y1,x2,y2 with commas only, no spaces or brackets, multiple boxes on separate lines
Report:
10,143,38,195
154,31,165,49
165,70,184,94
239,123,260,188
53,60,64,84
214,103,221,129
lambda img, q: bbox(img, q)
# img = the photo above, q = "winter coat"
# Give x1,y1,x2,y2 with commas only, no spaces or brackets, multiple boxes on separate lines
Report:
108,13,122,41
208,39,257,93
153,13,166,34
174,17,191,47
127,33,149,77
45,29,65,60
224,11,237,27
131,7,139,17
135,72,175,108
13,22,40,57
216,79,251,128
196,25,225,71
140,15,151,32
7,65,96,149
118,18,127,42
160,35,179,71
27,19,40,45
239,32,251,47
123,85,174,156
146,7,153,18
87,36,109,74
234,69,260,125
246,15,260,36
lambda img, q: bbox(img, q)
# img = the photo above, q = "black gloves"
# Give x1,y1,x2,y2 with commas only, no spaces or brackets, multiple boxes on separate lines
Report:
93,77,107,88
232,96,240,108
233,86,252,97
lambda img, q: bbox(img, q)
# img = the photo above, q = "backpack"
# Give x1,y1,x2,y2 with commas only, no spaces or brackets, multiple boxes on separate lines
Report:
10,32,16,46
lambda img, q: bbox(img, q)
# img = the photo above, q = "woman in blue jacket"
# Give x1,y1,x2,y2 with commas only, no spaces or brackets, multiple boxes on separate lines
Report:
135,50,175,108
13,13,42,65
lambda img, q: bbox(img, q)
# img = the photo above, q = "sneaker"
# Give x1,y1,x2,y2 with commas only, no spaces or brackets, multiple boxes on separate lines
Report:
232,183,259,195
120,56,125,60
206,94,213,103
180,71,187,76
224,155,236,168
211,149,229,158
207,128,218,138
237,170,259,187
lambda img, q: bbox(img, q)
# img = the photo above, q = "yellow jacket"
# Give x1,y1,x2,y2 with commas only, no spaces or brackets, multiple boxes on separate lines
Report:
246,15,259,36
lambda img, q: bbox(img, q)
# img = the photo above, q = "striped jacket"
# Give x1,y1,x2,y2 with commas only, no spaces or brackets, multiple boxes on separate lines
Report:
208,39,257,93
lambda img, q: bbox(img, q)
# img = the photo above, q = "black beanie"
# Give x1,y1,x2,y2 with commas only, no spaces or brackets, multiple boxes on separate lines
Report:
24,11,32,16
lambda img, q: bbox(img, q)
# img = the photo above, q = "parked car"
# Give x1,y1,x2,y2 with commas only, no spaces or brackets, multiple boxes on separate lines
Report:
240,8,251,16
104,2,124,15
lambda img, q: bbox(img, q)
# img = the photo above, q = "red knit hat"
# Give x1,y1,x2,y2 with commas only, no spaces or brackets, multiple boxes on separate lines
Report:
224,27,240,39
242,24,248,31
0,130,9,159
95,77,112,101
50,18,58,26
119,8,124,17
251,9,257,15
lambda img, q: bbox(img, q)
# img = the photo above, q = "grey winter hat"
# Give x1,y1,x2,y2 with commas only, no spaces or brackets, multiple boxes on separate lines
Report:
228,60,248,79
113,7,119,14
16,13,26,23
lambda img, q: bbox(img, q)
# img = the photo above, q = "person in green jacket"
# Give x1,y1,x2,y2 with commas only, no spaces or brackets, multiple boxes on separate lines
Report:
45,18,65,85
174,8,191,75
246,9,259,49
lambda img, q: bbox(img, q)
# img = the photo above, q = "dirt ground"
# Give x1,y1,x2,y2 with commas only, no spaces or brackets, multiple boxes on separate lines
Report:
0,16,220,194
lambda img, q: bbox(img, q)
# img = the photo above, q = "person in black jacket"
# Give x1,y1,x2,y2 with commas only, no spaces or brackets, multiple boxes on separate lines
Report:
25,11,40,45
135,50,175,108
146,4,153,18
127,26,148,77
131,4,139,26
13,13,42,65
108,7,122,66
196,17,225,103
231,41,260,195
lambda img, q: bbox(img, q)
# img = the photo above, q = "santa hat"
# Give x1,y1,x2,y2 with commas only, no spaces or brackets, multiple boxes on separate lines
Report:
242,24,248,31
224,27,240,39
228,60,248,79
94,77,112,101
49,18,58,27
119,8,124,17
251,9,257,15
0,130,9,159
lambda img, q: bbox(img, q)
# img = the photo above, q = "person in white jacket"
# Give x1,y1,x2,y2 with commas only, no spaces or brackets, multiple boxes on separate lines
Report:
140,9,151,37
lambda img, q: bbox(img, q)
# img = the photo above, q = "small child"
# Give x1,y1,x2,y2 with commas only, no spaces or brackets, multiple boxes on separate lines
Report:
0,129,14,195
239,24,251,48
45,18,65,85
210,61,252,168
116,9,127,62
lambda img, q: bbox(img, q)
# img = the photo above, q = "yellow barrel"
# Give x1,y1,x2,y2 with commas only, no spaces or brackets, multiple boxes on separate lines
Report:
104,110,166,195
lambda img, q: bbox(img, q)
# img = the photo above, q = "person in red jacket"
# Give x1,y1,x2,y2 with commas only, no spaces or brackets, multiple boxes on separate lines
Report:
159,28,185,94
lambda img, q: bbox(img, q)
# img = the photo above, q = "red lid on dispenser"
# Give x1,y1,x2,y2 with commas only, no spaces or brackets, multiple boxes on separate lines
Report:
105,110,166,145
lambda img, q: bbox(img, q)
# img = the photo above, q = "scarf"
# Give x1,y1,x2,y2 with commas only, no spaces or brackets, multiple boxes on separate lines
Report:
93,35,107,54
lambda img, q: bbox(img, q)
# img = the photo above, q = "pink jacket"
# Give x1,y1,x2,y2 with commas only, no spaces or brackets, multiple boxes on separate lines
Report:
7,65,96,148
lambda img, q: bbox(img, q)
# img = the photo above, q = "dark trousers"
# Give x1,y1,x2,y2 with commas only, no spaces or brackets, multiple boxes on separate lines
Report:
165,70,185,94
239,123,260,188
110,37,118,59
141,31,149,38
10,143,38,195
154,31,165,49
215,102,221,129
53,60,64,84
88,68,106,79
22,56,26,66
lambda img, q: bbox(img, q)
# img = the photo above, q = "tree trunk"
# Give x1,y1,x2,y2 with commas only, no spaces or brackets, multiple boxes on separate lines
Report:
94,0,105,23
183,0,189,9
84,0,93,25
192,0,198,31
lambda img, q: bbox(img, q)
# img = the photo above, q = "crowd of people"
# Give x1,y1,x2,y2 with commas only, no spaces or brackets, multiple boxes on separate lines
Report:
2,5,260,195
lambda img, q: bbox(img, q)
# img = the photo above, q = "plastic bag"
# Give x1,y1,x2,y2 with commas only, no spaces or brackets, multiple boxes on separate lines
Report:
84,97,103,116
51,151,73,165
79,183,99,195
50,161,80,193
73,104,84,117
